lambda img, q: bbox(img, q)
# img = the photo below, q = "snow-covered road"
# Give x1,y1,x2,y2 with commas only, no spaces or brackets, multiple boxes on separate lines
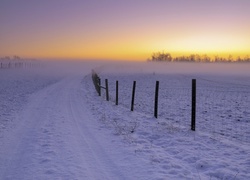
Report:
0,70,151,179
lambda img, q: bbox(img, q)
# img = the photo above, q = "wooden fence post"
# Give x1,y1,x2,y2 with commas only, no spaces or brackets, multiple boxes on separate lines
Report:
105,79,109,101
92,70,98,95
116,80,119,105
191,79,196,131
154,81,159,118
98,78,101,96
131,81,136,111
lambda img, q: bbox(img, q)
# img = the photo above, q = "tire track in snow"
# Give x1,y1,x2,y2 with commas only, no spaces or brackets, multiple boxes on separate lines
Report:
0,78,61,179
0,75,129,179
66,76,127,179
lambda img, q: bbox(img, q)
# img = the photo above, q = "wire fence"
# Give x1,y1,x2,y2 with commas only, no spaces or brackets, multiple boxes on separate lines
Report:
0,61,40,69
196,77,250,143
91,70,250,144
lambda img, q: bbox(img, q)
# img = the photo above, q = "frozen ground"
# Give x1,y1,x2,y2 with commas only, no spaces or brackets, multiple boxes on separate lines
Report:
0,60,250,179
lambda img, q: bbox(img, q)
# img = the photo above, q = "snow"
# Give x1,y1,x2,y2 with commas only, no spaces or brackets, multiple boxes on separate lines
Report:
0,60,250,179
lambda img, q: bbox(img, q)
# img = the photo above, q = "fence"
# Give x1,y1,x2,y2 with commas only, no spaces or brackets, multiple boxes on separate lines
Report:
0,61,40,69
92,70,197,130
91,71,250,143
91,70,101,96
196,77,250,143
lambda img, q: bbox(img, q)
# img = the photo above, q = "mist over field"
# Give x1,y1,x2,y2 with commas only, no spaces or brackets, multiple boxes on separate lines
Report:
2,58,249,76
73,60,250,77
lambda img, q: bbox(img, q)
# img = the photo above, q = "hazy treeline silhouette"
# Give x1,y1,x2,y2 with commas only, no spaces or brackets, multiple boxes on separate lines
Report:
0,56,37,62
1,56,22,61
149,52,250,63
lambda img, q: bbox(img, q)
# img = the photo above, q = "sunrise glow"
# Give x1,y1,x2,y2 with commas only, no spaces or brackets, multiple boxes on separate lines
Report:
1,0,250,61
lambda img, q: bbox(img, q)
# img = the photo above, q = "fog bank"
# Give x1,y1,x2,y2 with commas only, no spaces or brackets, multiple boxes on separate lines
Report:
93,61,250,76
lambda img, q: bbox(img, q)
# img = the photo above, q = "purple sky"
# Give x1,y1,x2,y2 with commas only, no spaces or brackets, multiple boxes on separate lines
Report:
1,0,250,60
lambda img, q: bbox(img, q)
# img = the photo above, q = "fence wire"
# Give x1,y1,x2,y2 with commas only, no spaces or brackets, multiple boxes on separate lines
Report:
196,77,250,144
96,73,250,144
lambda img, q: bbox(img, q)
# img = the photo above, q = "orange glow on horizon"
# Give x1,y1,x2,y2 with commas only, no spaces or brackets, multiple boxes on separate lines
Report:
1,32,249,61
1,1,250,61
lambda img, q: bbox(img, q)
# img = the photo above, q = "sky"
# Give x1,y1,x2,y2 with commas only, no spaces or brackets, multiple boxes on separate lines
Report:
1,0,250,61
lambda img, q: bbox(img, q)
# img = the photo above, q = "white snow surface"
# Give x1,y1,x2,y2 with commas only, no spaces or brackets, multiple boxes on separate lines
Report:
0,60,250,179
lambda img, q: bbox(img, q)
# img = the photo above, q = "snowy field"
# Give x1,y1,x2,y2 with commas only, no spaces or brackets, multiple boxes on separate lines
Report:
0,60,250,179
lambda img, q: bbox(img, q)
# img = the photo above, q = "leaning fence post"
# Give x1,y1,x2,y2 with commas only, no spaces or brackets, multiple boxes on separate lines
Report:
131,81,136,111
154,81,159,118
191,79,196,131
116,80,119,105
105,79,109,101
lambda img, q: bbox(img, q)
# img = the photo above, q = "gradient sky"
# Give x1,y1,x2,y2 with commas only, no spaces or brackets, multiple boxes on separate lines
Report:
1,0,250,60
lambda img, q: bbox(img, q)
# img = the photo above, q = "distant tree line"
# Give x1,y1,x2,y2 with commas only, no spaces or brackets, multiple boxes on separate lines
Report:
0,55,22,61
149,52,250,63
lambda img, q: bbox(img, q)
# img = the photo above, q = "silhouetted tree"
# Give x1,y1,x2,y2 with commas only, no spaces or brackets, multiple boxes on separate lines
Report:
151,52,172,62
149,51,249,63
